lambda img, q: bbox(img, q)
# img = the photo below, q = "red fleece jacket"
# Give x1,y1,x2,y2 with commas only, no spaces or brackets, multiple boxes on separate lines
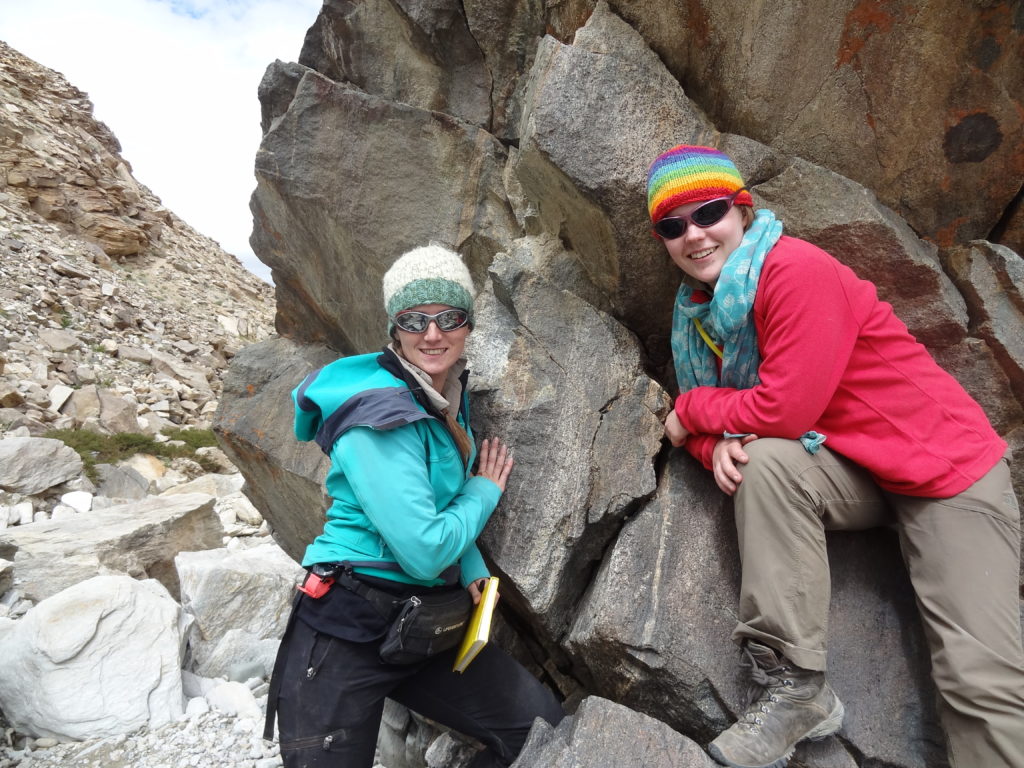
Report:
677,236,1006,498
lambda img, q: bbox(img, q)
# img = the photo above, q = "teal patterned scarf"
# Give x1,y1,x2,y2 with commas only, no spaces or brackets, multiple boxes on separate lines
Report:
671,209,826,453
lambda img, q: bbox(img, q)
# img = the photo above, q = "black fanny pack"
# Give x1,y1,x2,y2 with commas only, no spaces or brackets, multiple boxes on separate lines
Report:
303,562,472,665
378,586,472,664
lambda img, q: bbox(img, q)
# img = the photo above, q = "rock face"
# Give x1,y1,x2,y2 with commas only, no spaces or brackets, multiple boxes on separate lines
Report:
554,1,1024,256
219,3,1024,768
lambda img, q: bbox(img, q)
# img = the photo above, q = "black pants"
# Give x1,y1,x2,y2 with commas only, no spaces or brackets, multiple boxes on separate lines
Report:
275,617,564,767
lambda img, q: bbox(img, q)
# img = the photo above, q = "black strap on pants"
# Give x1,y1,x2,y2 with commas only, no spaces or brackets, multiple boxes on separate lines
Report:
264,590,302,740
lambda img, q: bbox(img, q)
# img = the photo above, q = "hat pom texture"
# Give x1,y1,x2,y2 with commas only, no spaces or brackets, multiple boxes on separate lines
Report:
647,145,753,223
383,245,476,331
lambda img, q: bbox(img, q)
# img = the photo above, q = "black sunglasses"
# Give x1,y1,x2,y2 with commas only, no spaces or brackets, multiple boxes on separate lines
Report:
393,308,470,334
652,188,747,240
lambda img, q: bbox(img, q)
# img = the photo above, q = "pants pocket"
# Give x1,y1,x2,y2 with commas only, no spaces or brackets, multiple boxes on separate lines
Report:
281,724,356,753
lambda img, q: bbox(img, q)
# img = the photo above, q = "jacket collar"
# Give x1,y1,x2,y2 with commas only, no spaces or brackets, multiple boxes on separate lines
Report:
376,346,470,421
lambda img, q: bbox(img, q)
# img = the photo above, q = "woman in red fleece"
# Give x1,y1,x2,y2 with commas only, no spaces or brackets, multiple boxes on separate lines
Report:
648,145,1024,768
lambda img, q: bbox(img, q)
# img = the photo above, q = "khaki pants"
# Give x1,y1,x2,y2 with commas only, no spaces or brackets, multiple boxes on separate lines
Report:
732,438,1024,768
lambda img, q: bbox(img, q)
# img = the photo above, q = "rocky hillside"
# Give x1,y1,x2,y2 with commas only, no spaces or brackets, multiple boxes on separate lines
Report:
0,40,274,441
0,41,306,768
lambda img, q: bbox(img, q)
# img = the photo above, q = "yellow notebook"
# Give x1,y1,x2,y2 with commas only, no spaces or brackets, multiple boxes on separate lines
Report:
453,577,499,673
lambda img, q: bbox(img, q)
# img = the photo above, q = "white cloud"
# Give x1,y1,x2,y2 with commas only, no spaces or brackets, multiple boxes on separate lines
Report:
1,0,322,282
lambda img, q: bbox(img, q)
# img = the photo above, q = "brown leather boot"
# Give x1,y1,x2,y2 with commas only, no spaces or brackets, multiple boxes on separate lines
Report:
708,642,844,768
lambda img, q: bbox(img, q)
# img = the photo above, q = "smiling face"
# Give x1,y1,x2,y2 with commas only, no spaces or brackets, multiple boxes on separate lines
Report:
660,201,747,287
394,303,470,389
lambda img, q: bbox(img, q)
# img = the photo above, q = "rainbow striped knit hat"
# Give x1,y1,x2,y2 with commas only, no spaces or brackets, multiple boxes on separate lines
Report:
646,144,753,223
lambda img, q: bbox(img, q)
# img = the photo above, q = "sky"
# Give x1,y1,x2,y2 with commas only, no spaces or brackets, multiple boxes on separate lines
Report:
2,0,324,283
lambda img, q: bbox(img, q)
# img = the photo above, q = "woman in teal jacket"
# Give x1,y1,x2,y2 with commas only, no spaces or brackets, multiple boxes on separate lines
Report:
267,244,563,768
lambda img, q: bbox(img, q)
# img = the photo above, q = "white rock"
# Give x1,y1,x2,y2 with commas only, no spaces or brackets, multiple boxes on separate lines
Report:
60,490,93,514
137,412,169,434
50,503,77,520
185,697,210,718
47,383,74,412
92,496,116,511
163,473,244,498
228,494,263,527
0,575,186,740
175,543,302,679
217,315,240,335
205,681,262,722
181,670,221,699
14,501,34,525
156,468,191,491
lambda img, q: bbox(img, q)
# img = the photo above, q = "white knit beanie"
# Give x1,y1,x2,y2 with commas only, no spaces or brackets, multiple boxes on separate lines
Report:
382,245,475,332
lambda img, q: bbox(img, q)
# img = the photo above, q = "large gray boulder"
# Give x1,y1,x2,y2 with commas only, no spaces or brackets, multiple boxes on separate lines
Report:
512,696,718,768
512,3,718,358
467,249,666,636
0,436,83,495
3,493,223,602
250,66,515,354
212,336,333,563
299,0,491,129
567,453,946,767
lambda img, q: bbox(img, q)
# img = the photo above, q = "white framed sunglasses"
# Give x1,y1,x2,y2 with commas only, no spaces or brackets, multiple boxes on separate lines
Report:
392,308,470,333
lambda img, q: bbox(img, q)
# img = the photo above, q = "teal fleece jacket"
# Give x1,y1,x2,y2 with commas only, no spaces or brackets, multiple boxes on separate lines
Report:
293,348,500,587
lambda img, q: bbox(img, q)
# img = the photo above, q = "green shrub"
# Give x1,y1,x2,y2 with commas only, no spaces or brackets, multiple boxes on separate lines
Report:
164,428,218,450
43,428,221,484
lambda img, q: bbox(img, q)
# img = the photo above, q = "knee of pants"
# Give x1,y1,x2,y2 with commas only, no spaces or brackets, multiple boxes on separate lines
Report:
929,640,1024,710
735,438,808,503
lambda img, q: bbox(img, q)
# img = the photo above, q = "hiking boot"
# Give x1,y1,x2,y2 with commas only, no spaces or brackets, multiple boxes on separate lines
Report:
708,641,844,768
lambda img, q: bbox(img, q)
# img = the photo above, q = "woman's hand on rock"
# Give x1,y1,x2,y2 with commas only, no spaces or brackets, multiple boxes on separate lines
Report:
477,437,513,491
